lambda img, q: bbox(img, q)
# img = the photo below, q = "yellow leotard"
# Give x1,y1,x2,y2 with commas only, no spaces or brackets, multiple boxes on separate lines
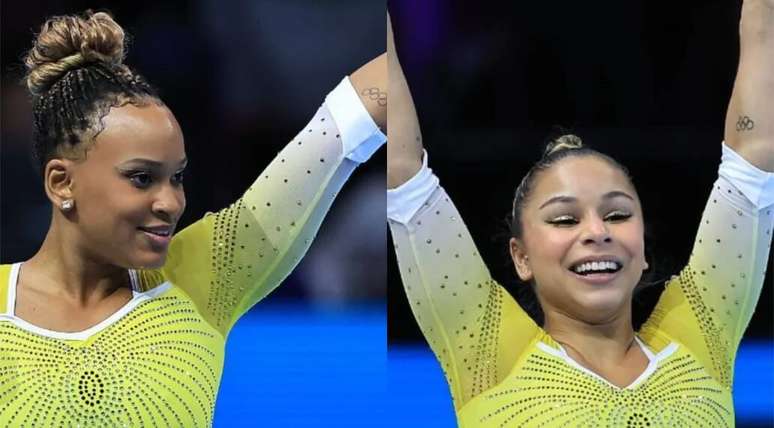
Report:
388,146,773,427
0,78,385,427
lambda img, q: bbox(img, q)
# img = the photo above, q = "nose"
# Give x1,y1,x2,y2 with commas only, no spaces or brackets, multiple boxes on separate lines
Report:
580,215,611,245
152,184,186,223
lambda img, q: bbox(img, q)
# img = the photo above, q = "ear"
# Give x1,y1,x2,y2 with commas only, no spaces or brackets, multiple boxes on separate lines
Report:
509,237,533,281
44,158,75,209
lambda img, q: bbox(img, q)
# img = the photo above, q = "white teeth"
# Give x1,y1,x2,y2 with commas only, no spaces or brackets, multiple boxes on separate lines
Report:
142,228,170,237
572,260,620,274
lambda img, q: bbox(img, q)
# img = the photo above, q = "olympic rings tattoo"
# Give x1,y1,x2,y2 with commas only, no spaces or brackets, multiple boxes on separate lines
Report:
736,115,755,132
361,87,387,107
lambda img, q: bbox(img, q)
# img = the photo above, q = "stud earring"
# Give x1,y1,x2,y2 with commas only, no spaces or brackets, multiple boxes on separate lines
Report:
61,199,74,211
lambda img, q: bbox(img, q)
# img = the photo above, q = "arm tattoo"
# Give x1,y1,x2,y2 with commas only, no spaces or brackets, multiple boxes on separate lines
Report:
736,115,755,132
361,87,387,107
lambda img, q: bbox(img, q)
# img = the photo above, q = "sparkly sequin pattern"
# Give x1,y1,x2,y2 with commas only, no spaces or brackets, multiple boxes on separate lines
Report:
162,104,355,335
463,346,732,427
0,285,222,427
389,170,773,427
1,99,374,426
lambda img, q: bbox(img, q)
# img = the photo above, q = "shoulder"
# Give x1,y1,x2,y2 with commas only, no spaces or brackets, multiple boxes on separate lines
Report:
0,264,12,277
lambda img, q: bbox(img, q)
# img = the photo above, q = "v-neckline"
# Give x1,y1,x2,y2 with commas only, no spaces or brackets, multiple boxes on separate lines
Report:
536,335,679,390
2,262,170,341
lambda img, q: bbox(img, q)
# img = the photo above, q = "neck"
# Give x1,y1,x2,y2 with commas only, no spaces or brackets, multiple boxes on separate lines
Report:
24,212,129,304
543,306,637,366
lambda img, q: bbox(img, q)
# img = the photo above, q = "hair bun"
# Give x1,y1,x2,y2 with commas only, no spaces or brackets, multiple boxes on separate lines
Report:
24,10,126,95
543,134,583,157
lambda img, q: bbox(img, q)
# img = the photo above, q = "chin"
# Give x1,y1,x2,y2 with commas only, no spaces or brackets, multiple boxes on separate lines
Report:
575,290,631,322
129,252,168,270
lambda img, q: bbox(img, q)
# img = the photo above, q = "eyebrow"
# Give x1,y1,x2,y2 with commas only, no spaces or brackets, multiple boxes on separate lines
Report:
119,157,188,169
538,190,635,210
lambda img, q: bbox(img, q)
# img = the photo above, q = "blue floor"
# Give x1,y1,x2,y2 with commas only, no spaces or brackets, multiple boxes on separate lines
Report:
215,304,388,427
215,305,774,427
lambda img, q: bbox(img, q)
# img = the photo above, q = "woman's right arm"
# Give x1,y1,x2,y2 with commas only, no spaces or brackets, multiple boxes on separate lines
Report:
386,15,538,410
387,14,423,189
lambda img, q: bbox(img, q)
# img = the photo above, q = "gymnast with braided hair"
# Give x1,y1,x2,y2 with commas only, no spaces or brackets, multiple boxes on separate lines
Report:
387,2,773,426
0,10,385,426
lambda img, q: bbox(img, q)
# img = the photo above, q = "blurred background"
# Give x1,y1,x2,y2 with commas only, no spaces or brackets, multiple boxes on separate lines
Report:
2,1,386,426
388,0,774,427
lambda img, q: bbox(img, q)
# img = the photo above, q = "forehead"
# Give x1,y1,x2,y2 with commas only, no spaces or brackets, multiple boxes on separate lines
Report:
530,155,636,203
87,103,185,163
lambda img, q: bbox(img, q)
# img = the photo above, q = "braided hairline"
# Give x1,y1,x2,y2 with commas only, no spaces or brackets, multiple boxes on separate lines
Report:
31,61,160,171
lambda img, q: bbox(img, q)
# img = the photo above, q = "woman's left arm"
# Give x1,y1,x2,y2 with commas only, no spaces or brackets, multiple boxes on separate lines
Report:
159,55,386,336
724,0,774,171
350,54,387,133
641,4,773,388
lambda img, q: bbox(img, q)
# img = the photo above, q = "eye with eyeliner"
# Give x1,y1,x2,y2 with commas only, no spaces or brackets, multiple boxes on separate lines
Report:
120,168,186,189
604,211,632,222
546,210,633,226
546,215,578,226
121,169,154,188
172,169,186,185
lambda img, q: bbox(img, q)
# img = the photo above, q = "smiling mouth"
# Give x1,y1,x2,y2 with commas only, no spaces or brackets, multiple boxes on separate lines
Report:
137,226,174,245
138,226,173,236
569,260,623,276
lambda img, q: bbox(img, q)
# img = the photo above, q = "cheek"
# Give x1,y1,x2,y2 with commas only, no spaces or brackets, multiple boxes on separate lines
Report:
522,225,576,286
616,223,646,256
524,224,574,260
76,166,120,200
77,178,148,229
93,198,147,233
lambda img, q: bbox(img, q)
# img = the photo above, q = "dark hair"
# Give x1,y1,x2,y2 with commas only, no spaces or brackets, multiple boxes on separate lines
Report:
506,133,662,327
24,10,160,172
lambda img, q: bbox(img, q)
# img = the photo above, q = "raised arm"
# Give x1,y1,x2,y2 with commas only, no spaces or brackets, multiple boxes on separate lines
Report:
641,3,774,388
351,54,387,132
724,0,774,171
387,13,423,189
157,56,386,336
386,15,538,409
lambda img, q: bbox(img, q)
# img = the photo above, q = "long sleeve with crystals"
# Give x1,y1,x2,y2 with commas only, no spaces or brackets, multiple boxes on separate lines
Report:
389,144,772,427
0,77,385,427
641,143,774,388
157,77,386,336
388,154,540,410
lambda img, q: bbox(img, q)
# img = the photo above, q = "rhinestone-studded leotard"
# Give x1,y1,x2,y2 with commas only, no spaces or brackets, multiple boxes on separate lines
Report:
388,146,773,427
0,77,385,427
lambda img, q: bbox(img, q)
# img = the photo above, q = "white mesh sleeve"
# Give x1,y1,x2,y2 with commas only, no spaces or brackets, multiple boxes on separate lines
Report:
719,142,774,210
387,150,440,225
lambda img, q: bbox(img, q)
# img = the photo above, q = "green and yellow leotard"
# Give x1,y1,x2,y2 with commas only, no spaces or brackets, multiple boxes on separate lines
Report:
388,145,773,427
0,77,385,427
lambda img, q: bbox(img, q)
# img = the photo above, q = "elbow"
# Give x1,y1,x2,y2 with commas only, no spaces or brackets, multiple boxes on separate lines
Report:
388,157,423,189
728,139,774,172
